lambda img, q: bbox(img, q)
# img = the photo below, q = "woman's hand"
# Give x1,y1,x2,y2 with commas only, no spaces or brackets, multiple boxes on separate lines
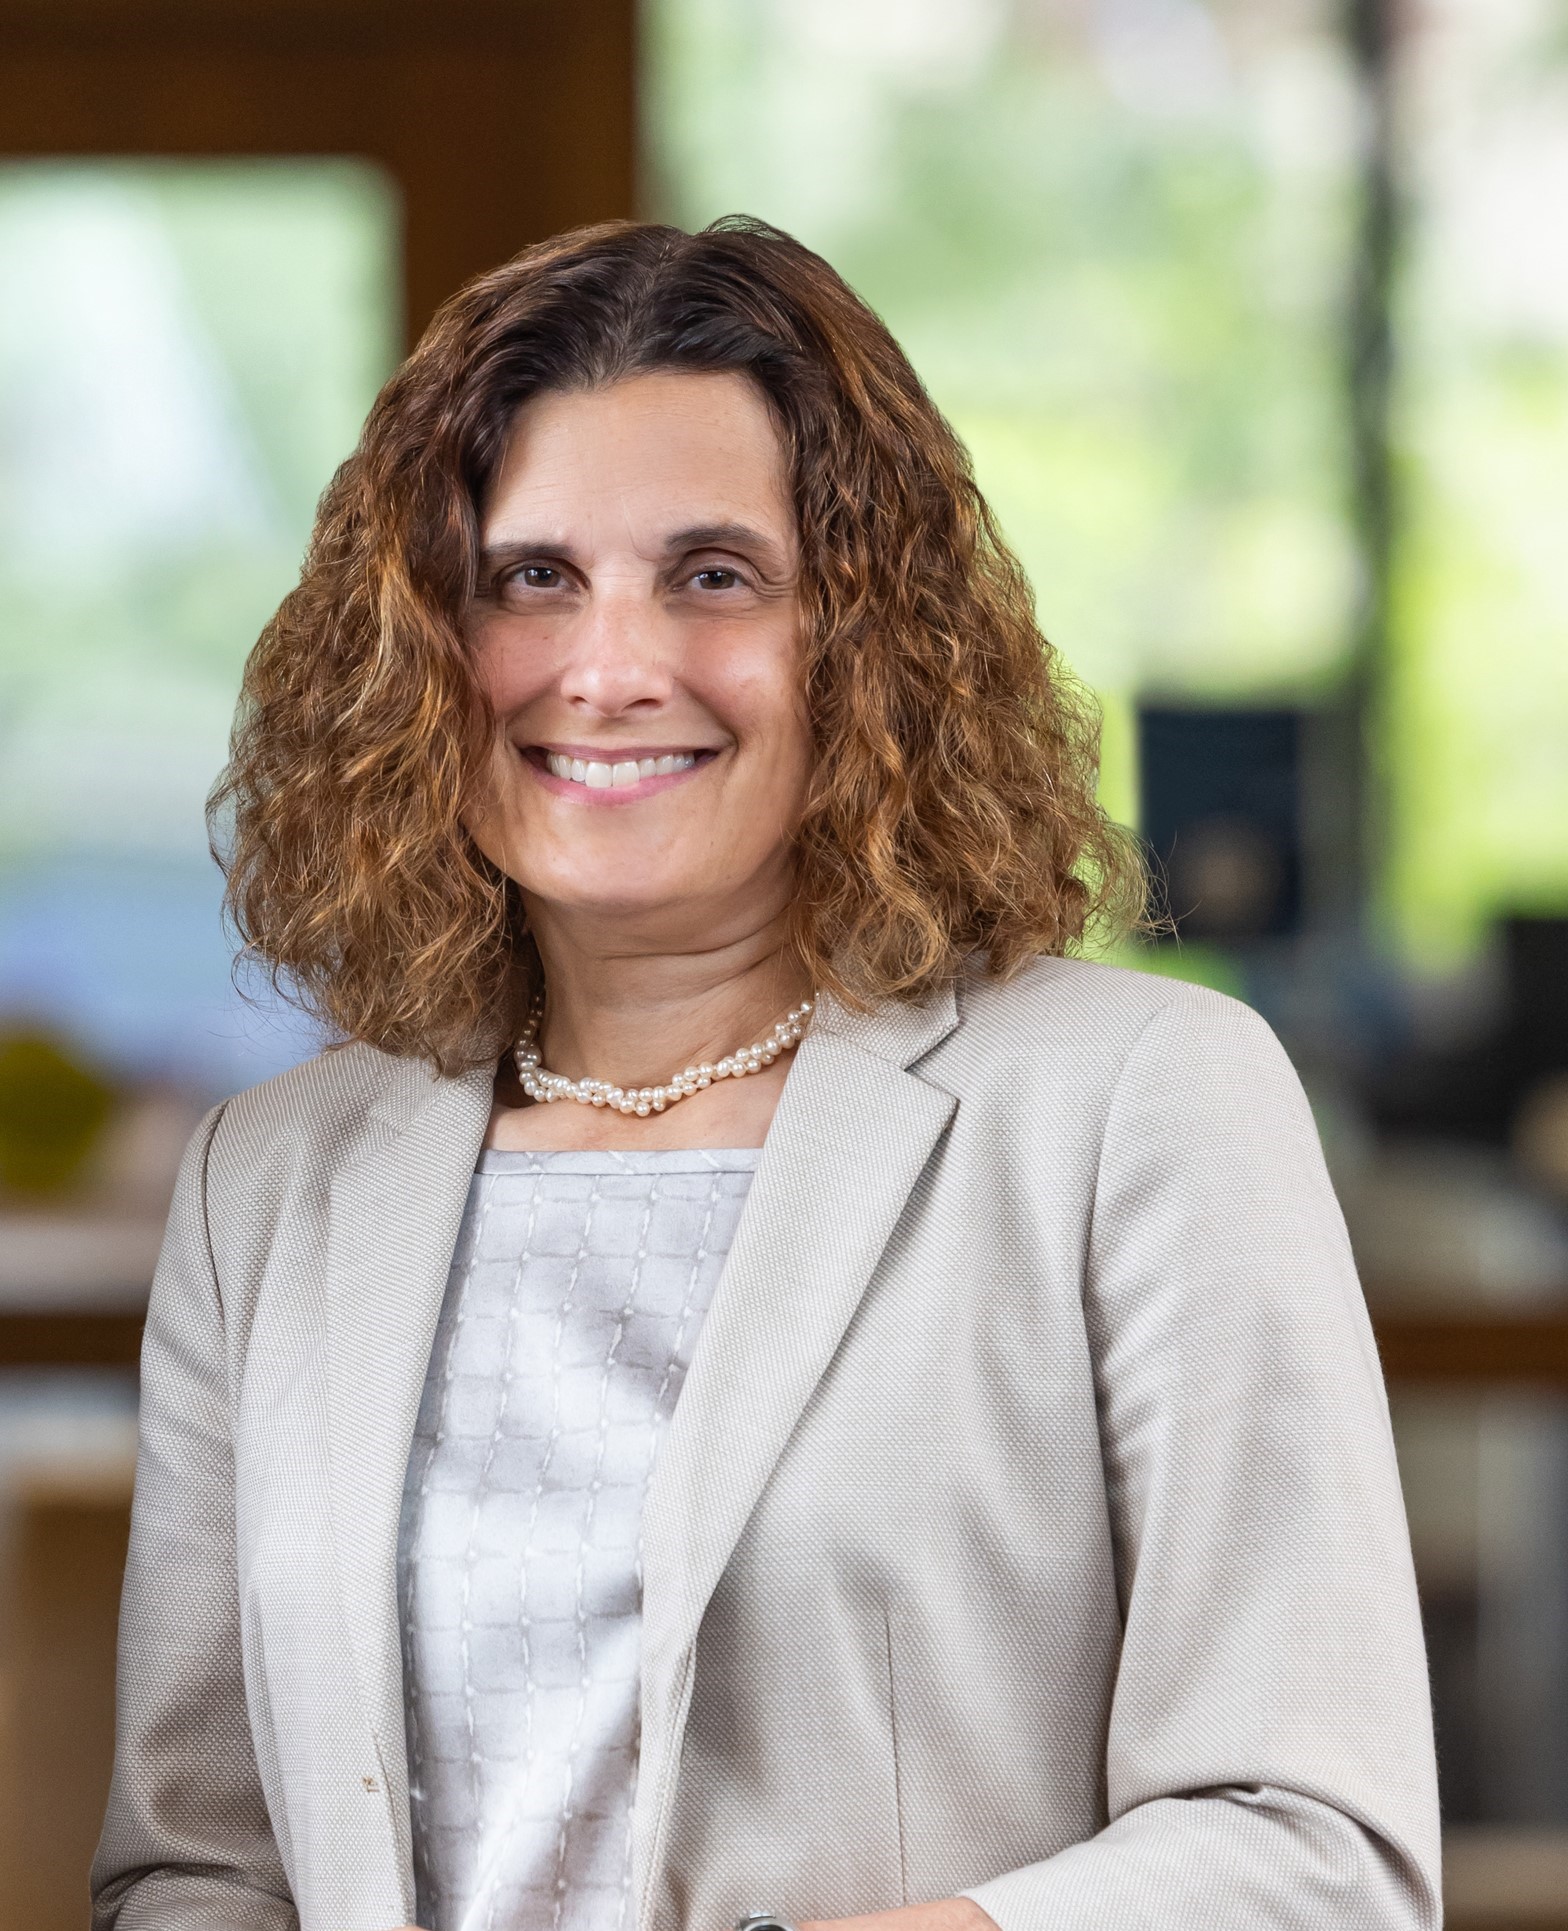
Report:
801,1898,1000,1931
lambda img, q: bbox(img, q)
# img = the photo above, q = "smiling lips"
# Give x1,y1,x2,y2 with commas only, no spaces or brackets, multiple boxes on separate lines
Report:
542,750,699,789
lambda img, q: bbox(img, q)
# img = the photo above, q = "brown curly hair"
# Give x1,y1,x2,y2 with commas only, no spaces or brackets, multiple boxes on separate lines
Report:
212,217,1144,1074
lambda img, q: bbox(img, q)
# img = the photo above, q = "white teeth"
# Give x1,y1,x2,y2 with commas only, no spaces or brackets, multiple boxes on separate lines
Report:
543,750,699,787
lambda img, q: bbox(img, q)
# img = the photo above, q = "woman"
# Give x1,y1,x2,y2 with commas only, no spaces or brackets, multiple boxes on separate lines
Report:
93,218,1439,1931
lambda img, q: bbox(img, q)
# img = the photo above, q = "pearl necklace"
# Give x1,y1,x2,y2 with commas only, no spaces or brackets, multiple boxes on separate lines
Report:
514,998,814,1117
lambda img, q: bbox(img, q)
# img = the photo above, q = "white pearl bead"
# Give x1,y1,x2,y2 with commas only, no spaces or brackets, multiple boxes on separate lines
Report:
514,998,811,1111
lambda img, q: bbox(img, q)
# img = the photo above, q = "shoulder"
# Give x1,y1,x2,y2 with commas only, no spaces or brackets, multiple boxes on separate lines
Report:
945,957,1329,1232
204,1039,450,1193
950,953,1285,1084
934,953,1309,1156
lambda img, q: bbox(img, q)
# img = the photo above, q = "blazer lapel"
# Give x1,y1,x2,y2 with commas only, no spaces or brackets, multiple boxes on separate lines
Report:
322,1052,494,1892
634,986,960,1904
313,990,961,1919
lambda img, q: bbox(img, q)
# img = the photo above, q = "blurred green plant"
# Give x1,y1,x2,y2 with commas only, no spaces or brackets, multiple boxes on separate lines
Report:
1102,936,1247,1001
650,0,1568,972
0,1026,116,1197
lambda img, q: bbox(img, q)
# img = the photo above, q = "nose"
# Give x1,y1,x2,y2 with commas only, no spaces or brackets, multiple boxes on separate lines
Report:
556,585,674,718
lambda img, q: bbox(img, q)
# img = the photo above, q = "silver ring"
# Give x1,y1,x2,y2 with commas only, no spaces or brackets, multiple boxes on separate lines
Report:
736,1914,799,1931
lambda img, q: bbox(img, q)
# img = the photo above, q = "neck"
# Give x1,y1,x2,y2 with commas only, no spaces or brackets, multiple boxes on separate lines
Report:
523,903,812,1088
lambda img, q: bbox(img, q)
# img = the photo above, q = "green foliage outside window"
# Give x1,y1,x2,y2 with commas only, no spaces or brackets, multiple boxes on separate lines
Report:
649,0,1568,970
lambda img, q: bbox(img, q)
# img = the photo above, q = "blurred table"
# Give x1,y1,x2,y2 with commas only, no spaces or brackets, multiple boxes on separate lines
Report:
0,1208,162,1366
7,1227,1568,1383
1374,1308,1568,1385
1446,1827,1568,1928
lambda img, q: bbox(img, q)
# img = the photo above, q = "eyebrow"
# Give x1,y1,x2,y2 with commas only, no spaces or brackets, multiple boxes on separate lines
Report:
663,521,788,561
478,521,794,577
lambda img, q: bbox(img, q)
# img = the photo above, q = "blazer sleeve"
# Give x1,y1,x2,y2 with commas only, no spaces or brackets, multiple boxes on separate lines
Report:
964,988,1442,1931
91,1104,297,1931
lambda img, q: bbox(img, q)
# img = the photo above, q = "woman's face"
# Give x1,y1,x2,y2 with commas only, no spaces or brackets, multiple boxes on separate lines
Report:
466,370,811,943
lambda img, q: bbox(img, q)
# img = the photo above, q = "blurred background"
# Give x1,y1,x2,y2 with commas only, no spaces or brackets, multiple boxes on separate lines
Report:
0,0,1564,1923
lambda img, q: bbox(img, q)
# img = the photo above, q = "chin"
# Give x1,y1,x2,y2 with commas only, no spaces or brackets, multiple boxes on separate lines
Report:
532,873,714,924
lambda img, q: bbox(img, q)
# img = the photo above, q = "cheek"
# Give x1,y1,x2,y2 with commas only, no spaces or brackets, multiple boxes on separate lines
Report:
734,682,814,839
458,738,518,877
711,626,810,757
761,675,815,794
469,611,557,715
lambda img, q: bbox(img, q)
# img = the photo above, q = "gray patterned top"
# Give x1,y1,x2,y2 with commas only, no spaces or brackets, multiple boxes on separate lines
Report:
397,1146,760,1931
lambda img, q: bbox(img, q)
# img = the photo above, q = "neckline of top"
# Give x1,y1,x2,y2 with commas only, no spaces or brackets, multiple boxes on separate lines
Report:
475,1146,763,1176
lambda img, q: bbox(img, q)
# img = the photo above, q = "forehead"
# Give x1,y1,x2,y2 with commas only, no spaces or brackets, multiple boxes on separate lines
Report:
483,370,793,540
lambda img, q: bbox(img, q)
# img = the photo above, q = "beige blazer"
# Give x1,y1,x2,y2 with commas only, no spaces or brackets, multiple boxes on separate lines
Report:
92,956,1441,1931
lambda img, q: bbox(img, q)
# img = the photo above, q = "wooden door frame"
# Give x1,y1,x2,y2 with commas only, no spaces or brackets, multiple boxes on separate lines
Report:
0,0,638,342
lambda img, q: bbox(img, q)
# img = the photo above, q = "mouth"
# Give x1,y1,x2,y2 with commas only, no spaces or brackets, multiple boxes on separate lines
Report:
520,744,717,800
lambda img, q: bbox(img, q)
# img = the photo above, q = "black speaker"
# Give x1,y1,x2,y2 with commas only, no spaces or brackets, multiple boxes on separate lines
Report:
1502,916,1568,1078
1137,706,1304,941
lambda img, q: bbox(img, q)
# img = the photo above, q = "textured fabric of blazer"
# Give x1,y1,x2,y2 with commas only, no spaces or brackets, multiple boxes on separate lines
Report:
92,957,1442,1931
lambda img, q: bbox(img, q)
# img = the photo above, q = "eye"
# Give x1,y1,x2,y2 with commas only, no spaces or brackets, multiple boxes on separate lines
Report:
692,566,741,590
514,564,561,590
